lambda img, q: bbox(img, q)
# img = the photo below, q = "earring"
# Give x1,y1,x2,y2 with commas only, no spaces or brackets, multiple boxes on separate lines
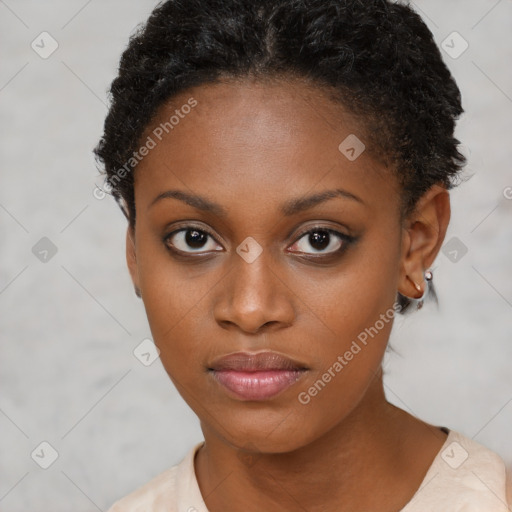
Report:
405,269,433,309
135,286,142,298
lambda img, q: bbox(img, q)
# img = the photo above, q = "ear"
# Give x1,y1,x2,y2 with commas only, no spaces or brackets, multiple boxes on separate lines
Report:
398,184,451,299
126,226,141,297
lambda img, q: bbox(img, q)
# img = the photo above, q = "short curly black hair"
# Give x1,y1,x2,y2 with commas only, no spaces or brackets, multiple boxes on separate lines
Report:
94,0,467,313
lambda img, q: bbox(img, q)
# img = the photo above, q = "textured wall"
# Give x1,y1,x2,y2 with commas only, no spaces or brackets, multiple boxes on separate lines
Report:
0,1,511,510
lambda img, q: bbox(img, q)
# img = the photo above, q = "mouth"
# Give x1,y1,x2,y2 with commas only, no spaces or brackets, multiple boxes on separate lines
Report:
207,351,309,401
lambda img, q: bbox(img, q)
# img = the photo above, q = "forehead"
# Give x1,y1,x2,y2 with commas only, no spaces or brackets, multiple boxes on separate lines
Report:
134,77,399,221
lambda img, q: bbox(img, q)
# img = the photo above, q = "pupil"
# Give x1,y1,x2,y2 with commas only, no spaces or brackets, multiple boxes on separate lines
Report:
186,229,207,248
310,231,329,250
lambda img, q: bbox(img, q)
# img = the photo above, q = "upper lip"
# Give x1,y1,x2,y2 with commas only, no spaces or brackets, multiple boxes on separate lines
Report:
208,351,308,372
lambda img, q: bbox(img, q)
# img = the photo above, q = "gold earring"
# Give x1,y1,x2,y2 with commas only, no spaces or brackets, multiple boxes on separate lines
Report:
406,274,423,296
405,270,433,309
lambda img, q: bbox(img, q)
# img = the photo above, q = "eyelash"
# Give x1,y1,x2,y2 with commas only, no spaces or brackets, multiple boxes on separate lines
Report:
163,224,356,261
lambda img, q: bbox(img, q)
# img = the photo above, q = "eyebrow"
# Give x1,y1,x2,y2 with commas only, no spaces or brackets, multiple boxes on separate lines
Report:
149,188,364,217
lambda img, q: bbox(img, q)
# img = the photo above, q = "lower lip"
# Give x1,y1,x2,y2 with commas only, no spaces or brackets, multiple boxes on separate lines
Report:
210,369,306,401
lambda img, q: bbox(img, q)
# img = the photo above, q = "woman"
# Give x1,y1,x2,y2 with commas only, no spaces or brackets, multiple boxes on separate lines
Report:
94,0,512,510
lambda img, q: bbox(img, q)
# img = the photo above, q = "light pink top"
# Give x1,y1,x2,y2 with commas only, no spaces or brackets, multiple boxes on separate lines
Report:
107,429,512,511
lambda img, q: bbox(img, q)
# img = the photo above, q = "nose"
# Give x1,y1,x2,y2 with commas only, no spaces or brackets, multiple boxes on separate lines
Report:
213,249,295,334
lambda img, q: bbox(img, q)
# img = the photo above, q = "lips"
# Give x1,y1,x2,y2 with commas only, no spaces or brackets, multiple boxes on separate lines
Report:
209,351,308,372
208,351,308,401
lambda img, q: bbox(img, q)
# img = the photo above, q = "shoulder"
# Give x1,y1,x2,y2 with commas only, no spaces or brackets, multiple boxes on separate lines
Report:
106,442,205,512
403,430,511,511
107,466,179,512
506,465,512,506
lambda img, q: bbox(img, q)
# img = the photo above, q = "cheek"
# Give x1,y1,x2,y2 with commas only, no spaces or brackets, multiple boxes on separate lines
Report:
283,273,394,440
134,238,223,385
135,229,211,337
294,315,393,428
281,228,400,356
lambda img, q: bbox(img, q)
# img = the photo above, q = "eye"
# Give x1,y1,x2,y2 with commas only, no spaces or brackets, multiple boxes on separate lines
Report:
288,227,353,256
164,227,223,255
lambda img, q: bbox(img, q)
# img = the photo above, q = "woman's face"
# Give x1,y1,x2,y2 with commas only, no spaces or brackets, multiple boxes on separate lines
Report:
128,78,407,453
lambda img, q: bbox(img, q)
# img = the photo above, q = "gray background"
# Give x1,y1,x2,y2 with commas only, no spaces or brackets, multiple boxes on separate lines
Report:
0,0,511,510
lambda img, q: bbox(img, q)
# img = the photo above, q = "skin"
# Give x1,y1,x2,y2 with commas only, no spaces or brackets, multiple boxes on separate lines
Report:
126,76,451,512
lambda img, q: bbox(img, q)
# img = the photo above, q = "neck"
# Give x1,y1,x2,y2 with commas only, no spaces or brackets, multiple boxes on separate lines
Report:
195,371,447,512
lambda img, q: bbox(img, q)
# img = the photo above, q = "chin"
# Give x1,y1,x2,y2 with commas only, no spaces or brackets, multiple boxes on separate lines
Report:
204,406,321,455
